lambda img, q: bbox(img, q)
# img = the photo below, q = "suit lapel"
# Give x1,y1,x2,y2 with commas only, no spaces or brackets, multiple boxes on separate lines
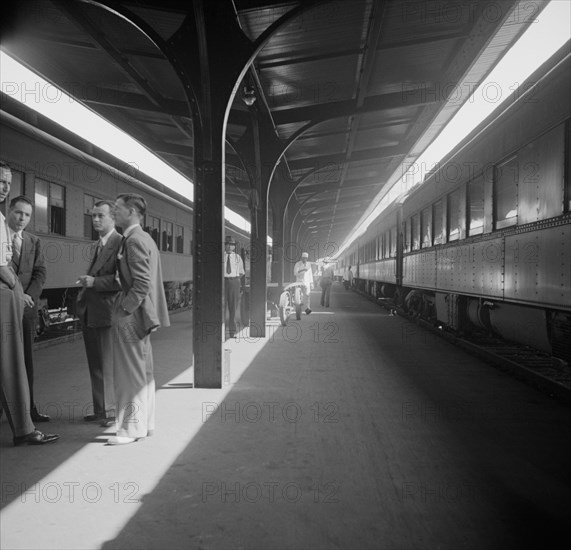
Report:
90,231,121,274
16,232,32,274
117,231,133,289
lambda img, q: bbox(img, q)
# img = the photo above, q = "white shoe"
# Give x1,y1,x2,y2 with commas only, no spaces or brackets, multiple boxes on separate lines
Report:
107,435,140,445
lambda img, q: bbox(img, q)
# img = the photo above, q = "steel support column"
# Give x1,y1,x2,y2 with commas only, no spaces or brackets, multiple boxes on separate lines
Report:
169,1,254,387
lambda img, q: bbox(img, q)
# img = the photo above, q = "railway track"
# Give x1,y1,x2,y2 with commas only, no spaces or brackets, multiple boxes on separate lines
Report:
372,295,571,404
454,332,571,402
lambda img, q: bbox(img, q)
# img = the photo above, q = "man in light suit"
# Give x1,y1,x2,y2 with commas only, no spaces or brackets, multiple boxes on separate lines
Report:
76,200,122,424
7,195,48,422
108,193,169,445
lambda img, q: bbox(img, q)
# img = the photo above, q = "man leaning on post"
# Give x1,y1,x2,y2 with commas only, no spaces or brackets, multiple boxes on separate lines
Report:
7,194,49,423
0,161,59,446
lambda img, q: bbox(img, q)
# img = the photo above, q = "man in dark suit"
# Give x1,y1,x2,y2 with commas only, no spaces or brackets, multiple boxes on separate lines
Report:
7,195,48,423
75,200,123,424
107,193,169,445
0,162,58,445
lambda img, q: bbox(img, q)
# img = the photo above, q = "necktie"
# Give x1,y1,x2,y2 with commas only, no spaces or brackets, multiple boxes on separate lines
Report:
92,239,102,264
11,232,21,269
226,253,232,275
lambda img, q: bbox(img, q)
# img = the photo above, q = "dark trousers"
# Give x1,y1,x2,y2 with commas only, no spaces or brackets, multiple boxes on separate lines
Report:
82,323,115,417
225,277,241,334
22,306,38,409
320,280,332,307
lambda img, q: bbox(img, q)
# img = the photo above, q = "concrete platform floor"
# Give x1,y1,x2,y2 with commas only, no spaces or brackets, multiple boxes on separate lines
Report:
1,283,571,550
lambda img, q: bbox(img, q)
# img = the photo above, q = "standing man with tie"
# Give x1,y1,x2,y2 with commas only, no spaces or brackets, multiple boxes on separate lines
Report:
76,200,122,425
224,236,245,338
108,193,169,445
0,161,59,445
6,195,49,422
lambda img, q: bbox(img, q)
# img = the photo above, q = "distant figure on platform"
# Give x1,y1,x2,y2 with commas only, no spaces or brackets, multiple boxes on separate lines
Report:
75,200,122,426
224,236,245,338
343,266,353,290
7,195,48,422
320,260,335,308
293,252,314,314
0,161,59,446
108,193,169,445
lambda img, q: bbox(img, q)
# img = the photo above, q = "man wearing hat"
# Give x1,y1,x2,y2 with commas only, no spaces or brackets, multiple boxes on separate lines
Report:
224,236,245,338
293,252,314,314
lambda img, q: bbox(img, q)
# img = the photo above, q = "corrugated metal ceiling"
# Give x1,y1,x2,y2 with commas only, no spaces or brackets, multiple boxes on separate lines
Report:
0,0,540,253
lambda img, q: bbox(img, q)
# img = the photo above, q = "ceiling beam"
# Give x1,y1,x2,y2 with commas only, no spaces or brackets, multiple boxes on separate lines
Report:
288,144,405,170
271,89,436,125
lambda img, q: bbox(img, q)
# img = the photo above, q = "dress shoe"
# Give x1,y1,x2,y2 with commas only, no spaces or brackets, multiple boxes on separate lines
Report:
147,429,154,437
305,308,312,315
84,413,106,422
100,418,116,428
106,436,141,445
31,409,50,422
14,430,59,446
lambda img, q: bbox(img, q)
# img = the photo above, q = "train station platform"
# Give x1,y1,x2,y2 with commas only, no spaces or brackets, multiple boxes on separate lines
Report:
1,282,571,550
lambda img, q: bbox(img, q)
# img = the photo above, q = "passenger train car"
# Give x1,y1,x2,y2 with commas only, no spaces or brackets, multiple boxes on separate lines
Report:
336,53,571,363
0,100,249,331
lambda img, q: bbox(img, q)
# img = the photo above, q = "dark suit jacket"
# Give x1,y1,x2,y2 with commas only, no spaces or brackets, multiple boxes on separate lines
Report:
76,230,123,327
15,231,47,307
117,225,170,338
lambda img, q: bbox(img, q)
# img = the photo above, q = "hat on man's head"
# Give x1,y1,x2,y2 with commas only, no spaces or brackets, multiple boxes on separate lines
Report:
225,236,236,245
301,252,309,258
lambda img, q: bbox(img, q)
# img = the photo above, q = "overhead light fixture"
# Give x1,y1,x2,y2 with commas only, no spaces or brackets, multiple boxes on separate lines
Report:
242,85,256,106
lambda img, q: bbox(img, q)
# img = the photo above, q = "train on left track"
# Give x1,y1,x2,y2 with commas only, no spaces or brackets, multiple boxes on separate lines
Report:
0,100,249,334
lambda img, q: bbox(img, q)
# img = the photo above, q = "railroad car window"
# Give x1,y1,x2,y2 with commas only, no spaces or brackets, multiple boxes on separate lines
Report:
494,156,518,229
421,207,431,248
411,214,420,251
390,226,397,257
162,221,173,252
34,179,48,233
49,183,65,235
447,189,462,242
468,175,484,236
518,123,565,223
404,218,411,252
35,179,65,235
144,214,161,248
175,224,184,254
84,194,100,240
433,200,444,245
